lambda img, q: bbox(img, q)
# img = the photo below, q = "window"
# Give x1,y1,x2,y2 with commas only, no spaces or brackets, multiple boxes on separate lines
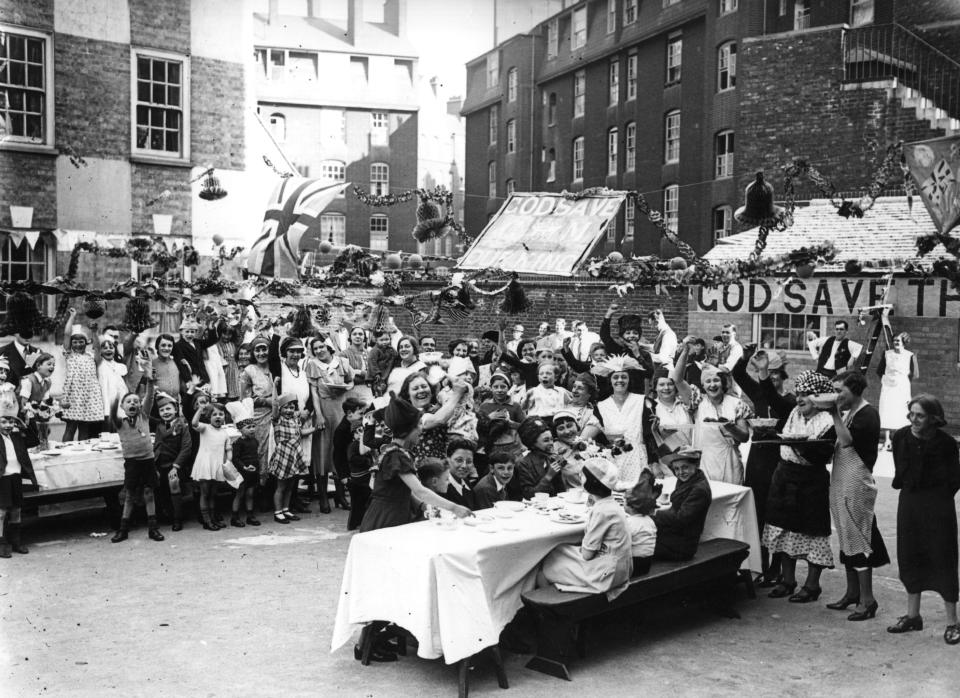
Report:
506,178,516,195
572,136,584,180
713,205,732,243
268,49,285,80
133,49,189,158
0,27,52,146
507,67,517,102
606,216,618,242
779,0,787,16
607,0,617,33
626,53,637,100
624,0,638,24
548,92,557,124
370,163,389,196
0,238,50,325
394,59,413,84
489,104,498,144
487,51,499,88
321,108,346,144
288,51,318,82
572,7,587,50
719,0,738,15
666,35,682,84
321,213,346,246
607,128,618,175
609,60,620,105
269,112,286,143
794,0,810,30
369,215,389,251
851,0,874,26
574,70,585,117
757,313,822,352
371,111,389,146
488,161,497,198
663,185,679,232
625,122,636,171
664,110,680,163
547,147,557,182
718,42,736,91
715,130,734,178
321,160,346,198
506,119,516,153
625,198,635,240
547,18,559,58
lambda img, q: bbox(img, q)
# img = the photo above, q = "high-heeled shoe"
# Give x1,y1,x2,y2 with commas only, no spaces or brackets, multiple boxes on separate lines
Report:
767,581,797,598
788,586,822,603
826,595,860,611
848,601,879,621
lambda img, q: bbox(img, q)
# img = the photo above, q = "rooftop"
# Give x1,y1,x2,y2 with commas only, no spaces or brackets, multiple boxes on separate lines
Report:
253,13,416,58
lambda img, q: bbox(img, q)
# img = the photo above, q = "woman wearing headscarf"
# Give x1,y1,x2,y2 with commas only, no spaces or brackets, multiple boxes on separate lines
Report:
886,394,960,644
762,370,837,603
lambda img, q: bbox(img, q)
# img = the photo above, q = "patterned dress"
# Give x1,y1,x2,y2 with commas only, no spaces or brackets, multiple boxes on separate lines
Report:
268,415,308,480
240,364,276,477
62,349,104,423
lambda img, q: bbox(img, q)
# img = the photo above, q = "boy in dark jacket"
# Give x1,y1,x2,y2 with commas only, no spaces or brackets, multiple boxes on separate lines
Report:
226,398,261,527
152,392,193,531
0,395,38,557
654,448,712,561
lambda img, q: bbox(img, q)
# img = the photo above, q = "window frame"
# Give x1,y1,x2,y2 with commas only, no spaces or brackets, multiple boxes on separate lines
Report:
607,127,618,176
717,42,737,92
624,0,638,25
507,67,518,102
715,130,734,179
664,110,680,163
488,161,497,198
607,0,617,33
663,184,679,233
666,34,682,85
719,0,738,15
572,136,585,181
370,162,389,196
130,47,190,161
574,70,586,117
0,237,54,324
624,198,635,240
712,205,733,244
487,51,500,89
321,159,346,197
369,214,389,251
754,313,825,354
321,213,347,246
850,0,875,26
626,53,637,101
571,7,587,50
609,59,620,106
506,178,516,195
794,0,810,30
506,119,516,154
489,104,498,145
625,121,636,171
547,18,559,58
0,24,55,149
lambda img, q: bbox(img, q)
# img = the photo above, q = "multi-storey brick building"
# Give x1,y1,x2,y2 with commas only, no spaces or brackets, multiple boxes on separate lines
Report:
462,0,960,258
254,0,419,258
0,0,250,332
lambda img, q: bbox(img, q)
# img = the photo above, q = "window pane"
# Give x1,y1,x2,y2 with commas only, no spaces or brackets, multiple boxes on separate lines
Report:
167,62,180,83
26,38,43,63
152,83,165,104
151,60,165,81
167,85,180,106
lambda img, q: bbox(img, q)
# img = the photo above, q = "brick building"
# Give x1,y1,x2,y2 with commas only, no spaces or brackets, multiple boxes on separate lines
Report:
254,0,420,258
0,0,251,332
462,0,960,258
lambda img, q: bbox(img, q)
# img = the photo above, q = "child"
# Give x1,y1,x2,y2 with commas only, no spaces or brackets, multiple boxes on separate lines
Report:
153,391,192,532
97,335,128,433
552,408,589,489
226,398,261,527
507,368,526,405
478,372,524,428
438,357,479,444
111,378,163,543
173,317,213,386
653,448,712,561
60,309,105,441
345,421,374,531
538,457,633,599
516,416,565,500
521,362,570,418
333,397,367,516
443,438,477,509
472,452,517,509
366,330,398,398
624,472,659,576
190,402,233,531
0,386,37,557
18,353,54,450
417,458,451,497
266,393,315,524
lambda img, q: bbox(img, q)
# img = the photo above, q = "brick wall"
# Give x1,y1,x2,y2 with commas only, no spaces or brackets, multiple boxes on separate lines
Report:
191,56,245,170
0,0,53,28
0,153,57,227
129,0,189,54
53,251,137,331
131,163,192,236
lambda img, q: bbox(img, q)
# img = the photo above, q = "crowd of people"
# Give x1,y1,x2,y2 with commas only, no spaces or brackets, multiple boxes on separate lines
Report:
0,298,957,651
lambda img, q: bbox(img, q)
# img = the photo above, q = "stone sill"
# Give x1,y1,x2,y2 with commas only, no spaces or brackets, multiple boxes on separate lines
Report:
130,154,193,169
0,141,57,156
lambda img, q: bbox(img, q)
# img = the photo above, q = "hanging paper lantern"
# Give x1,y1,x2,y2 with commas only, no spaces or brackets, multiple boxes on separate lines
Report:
212,234,225,246
319,240,333,254
123,298,156,333
198,170,227,201
406,253,424,269
844,260,862,275
669,256,688,270
607,251,624,264
796,262,815,279
82,295,106,319
385,253,403,269
735,172,785,227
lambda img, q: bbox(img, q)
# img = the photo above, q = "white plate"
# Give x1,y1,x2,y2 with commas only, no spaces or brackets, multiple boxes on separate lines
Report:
500,521,521,531
476,524,498,534
493,500,524,512
492,510,514,519
550,512,585,525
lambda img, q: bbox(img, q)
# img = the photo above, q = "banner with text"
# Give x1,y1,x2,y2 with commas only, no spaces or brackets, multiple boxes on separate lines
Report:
457,192,626,276
692,277,960,319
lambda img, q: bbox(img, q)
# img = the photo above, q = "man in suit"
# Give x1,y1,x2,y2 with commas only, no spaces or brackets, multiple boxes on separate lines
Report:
807,320,863,378
443,438,477,510
569,320,601,362
0,331,37,388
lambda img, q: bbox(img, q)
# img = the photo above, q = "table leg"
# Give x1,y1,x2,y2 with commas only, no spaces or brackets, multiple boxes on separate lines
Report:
458,657,470,698
487,646,509,689
739,569,757,599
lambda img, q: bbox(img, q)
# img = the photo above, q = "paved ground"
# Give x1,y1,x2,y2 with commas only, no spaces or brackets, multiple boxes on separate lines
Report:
3,476,960,697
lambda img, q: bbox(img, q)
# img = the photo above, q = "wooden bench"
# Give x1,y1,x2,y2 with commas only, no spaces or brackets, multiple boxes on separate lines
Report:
520,538,753,680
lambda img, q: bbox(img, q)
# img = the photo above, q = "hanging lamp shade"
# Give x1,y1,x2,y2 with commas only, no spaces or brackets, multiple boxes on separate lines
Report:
199,170,227,201
734,172,784,228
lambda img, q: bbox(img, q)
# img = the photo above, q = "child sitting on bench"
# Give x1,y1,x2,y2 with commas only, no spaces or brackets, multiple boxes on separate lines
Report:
625,471,659,576
538,457,633,600
654,448,712,561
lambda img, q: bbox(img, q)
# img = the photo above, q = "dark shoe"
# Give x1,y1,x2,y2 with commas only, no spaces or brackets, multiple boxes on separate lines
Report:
335,496,351,511
848,601,878,621
283,510,301,522
0,541,11,558
202,521,219,531
172,522,183,532
789,586,822,603
274,513,289,524
7,524,28,554
213,512,224,525
246,516,261,527
148,528,165,542
887,615,923,633
945,624,960,645
756,574,781,589
111,529,129,543
767,581,797,599
354,644,398,663
318,497,332,514
826,596,860,611
230,517,245,528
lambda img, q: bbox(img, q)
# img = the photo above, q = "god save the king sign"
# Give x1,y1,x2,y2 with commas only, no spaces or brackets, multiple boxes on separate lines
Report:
694,277,960,318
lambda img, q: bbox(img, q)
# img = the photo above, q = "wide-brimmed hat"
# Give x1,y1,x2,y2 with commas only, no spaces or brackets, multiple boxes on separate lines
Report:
384,391,421,437
661,447,702,468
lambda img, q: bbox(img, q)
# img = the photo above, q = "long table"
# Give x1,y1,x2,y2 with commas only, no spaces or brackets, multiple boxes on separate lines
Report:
331,478,761,665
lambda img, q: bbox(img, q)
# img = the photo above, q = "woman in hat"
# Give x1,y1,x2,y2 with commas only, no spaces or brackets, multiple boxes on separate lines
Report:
600,301,654,390
877,332,918,450
594,355,649,488
654,448,712,561
762,370,838,603
307,335,353,512
60,308,104,441
539,457,633,599
886,394,960,644
239,336,278,479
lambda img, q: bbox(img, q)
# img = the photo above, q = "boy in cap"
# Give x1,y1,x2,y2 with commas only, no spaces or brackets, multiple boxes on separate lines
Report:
152,391,193,532
654,448,712,561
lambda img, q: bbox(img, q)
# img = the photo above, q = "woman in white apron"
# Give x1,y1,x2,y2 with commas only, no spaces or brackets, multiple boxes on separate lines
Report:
877,332,918,449
594,356,648,489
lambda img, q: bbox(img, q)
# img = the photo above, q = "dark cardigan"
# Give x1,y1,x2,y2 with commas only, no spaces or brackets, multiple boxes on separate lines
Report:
653,469,712,561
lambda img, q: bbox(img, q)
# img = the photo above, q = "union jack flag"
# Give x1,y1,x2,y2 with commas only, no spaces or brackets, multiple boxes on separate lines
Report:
248,178,349,279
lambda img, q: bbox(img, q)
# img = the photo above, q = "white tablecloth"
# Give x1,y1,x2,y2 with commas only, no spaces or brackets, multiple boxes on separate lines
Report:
31,444,125,490
331,479,761,664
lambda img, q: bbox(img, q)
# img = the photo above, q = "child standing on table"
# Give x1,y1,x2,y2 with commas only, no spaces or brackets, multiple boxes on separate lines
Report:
266,393,315,524
538,457,633,598
0,387,38,558
152,391,192,532
191,402,233,531
111,375,164,543
226,398,261,527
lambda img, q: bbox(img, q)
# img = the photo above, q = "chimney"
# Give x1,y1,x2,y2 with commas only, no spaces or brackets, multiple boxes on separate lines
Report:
268,0,280,24
383,0,406,38
347,0,363,45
